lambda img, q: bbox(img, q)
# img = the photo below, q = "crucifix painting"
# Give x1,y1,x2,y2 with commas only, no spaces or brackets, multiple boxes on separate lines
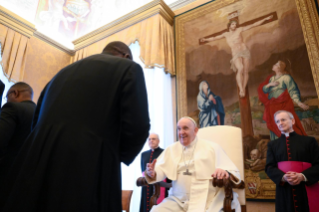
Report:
176,0,319,200
198,11,278,138
200,11,277,98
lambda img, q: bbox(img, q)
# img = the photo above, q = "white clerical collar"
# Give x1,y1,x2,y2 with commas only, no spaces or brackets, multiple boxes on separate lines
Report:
184,136,198,149
283,130,294,137
151,147,159,152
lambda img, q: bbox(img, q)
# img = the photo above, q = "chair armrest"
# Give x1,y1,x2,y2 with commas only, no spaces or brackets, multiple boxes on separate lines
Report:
212,173,245,212
158,181,172,188
212,173,245,189
136,177,149,187
136,177,161,209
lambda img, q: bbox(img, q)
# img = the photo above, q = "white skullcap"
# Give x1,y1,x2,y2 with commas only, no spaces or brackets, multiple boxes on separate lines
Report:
179,116,198,128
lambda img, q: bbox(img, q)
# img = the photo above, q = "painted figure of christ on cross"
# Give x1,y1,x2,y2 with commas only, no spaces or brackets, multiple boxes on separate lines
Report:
200,12,277,98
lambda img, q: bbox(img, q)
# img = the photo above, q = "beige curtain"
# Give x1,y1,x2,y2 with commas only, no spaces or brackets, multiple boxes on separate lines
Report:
73,14,175,75
0,24,29,82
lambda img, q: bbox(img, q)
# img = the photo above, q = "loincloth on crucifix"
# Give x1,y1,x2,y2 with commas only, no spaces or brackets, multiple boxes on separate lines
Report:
230,49,251,72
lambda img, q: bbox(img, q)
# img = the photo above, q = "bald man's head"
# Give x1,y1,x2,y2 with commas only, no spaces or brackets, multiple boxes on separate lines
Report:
148,133,160,150
102,41,133,60
7,82,33,103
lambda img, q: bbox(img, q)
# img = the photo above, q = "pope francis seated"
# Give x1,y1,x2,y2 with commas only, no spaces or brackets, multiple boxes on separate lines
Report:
145,117,241,212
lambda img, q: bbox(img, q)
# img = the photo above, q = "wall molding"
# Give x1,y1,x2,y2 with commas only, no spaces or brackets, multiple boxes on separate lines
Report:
0,6,36,38
0,6,74,55
168,0,198,11
72,0,174,51
33,31,75,55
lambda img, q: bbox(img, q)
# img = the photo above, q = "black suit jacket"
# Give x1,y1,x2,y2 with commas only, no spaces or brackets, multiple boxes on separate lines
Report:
1,53,150,212
0,84,36,185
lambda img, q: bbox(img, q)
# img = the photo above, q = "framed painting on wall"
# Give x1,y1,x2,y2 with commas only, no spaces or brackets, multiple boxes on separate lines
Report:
175,0,319,200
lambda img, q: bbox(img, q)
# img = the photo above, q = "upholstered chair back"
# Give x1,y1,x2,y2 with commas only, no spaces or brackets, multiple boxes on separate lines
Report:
197,126,246,206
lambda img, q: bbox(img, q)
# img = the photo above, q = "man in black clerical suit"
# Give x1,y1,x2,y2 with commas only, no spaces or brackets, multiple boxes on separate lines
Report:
1,41,150,212
0,81,36,188
265,110,319,212
140,133,170,212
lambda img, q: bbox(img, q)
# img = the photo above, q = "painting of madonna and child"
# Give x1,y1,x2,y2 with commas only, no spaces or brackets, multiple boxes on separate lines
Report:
182,0,319,199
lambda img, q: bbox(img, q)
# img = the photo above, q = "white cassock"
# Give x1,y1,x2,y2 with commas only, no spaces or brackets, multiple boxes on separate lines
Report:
145,136,241,212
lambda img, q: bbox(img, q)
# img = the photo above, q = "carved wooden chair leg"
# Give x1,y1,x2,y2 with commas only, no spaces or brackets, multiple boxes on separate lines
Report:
149,183,160,209
223,177,235,212
136,177,161,210
212,173,245,212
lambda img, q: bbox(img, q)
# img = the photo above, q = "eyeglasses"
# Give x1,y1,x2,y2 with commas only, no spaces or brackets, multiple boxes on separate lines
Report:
4,89,30,101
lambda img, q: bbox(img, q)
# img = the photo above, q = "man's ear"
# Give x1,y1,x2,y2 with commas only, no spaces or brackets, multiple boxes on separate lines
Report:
194,127,199,133
10,89,18,98
14,89,21,98
291,118,296,125
124,54,132,60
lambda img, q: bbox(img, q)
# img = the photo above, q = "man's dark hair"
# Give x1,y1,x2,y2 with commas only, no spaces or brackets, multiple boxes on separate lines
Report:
10,82,33,98
102,41,133,60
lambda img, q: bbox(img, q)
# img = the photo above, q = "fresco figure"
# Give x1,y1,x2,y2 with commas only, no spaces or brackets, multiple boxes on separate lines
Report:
39,0,70,31
197,80,225,128
200,15,273,97
258,60,309,140
86,0,104,32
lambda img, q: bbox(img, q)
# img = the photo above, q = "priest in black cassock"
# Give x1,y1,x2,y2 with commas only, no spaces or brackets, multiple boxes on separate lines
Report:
0,41,150,212
0,81,36,190
140,133,168,212
265,110,319,212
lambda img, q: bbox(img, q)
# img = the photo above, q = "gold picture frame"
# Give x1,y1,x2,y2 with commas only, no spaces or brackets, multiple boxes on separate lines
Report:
175,0,319,200
175,0,319,118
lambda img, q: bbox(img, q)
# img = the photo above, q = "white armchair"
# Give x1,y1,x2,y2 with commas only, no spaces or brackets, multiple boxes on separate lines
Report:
197,125,246,212
137,125,246,212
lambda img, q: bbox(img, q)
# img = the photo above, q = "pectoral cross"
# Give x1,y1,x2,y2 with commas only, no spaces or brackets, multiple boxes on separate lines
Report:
183,169,192,175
